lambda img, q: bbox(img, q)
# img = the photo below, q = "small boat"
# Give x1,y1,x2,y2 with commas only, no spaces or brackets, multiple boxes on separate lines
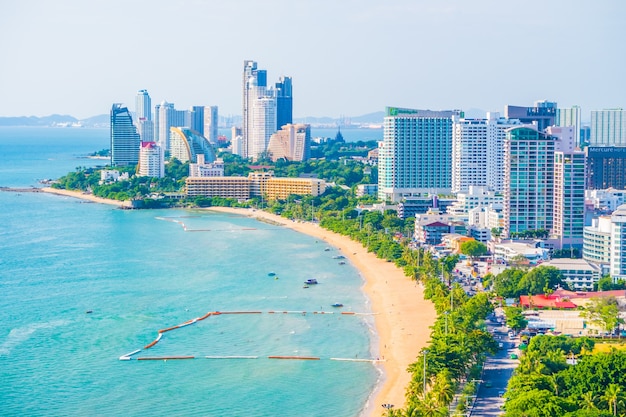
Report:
268,272,276,277
332,255,345,259
303,285,310,289
304,278,318,285
331,303,343,308
324,248,330,251
338,261,346,265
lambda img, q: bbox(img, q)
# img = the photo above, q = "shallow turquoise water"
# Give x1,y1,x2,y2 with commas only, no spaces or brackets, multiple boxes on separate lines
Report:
0,127,379,416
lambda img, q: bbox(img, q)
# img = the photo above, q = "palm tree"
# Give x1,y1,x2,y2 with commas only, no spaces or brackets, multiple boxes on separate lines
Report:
418,393,448,417
579,391,598,411
431,371,455,407
602,383,622,416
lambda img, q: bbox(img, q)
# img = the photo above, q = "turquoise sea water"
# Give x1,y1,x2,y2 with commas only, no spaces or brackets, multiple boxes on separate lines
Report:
0,128,379,416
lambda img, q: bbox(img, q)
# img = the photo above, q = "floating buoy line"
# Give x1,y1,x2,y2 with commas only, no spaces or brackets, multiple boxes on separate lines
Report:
119,309,381,363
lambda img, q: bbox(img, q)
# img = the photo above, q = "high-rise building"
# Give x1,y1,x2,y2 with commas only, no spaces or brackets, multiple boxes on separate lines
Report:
155,101,187,151
610,205,626,281
138,142,164,178
504,100,557,131
242,60,290,160
451,112,522,193
590,108,626,147
169,127,216,164
586,146,626,189
204,106,218,145
548,126,586,249
110,103,140,167
267,123,310,162
378,107,461,202
190,106,205,136
135,89,152,121
135,89,154,142
556,105,582,147
275,76,293,129
503,126,555,237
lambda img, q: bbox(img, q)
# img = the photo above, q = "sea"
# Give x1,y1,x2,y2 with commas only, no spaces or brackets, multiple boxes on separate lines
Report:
0,127,380,417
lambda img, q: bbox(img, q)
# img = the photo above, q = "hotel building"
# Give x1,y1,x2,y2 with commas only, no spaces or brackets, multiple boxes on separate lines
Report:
266,124,311,162
110,103,140,167
138,142,164,178
503,126,555,238
378,107,461,202
169,127,216,164
135,89,154,142
451,113,522,193
185,172,325,201
586,146,626,190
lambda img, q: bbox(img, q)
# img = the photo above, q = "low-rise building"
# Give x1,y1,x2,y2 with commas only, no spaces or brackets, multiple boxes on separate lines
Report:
541,258,602,290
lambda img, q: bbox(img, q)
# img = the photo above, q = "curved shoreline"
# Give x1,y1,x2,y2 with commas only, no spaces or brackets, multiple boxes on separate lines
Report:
33,188,437,416
208,207,436,416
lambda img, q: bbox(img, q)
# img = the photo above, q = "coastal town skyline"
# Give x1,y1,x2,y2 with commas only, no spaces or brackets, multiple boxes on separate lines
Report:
1,0,624,120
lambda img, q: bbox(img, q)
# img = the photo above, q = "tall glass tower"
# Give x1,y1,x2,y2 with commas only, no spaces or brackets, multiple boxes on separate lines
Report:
110,103,140,166
275,76,293,129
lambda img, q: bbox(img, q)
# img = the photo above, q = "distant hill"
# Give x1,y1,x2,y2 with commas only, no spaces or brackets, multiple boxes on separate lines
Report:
0,114,78,127
0,111,387,128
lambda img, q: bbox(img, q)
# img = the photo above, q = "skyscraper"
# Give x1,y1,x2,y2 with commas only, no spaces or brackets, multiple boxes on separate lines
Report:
267,123,311,162
556,105,582,147
378,107,461,202
135,89,154,142
190,106,205,136
135,89,152,121
110,103,140,166
155,101,187,152
275,76,293,129
590,108,626,147
242,60,289,160
503,126,555,237
504,100,557,131
548,126,586,250
451,112,522,193
204,106,218,145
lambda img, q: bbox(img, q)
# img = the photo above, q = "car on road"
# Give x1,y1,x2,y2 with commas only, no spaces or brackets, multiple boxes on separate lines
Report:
510,353,518,359
498,390,505,397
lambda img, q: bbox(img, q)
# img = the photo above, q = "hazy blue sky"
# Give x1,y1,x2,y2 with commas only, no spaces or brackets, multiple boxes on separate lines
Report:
0,0,624,120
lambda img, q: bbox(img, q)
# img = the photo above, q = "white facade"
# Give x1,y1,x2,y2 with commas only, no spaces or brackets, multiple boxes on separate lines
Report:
541,259,601,290
451,113,522,193
583,216,612,274
204,106,218,145
448,186,504,216
556,106,581,147
189,156,224,177
249,95,276,160
586,189,626,212
378,107,461,202
138,142,164,178
610,205,626,281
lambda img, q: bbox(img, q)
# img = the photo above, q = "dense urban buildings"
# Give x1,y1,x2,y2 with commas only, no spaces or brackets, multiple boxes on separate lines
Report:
451,112,522,193
378,107,461,202
110,103,140,166
241,60,294,160
169,127,216,163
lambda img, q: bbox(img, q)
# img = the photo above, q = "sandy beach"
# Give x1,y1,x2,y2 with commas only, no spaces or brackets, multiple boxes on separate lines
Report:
40,187,133,208
208,207,436,416
35,188,437,415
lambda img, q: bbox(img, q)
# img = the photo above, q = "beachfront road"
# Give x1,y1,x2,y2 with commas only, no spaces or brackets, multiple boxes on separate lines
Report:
470,320,517,416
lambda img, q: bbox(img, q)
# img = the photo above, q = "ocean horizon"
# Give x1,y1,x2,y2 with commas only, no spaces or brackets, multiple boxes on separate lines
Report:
0,127,380,416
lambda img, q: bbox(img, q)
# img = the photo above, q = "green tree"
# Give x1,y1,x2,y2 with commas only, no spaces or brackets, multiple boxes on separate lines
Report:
504,306,528,331
601,383,623,416
459,240,488,261
582,297,624,335
517,266,566,295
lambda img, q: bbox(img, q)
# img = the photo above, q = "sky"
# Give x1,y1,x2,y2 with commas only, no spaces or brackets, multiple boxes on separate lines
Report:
0,0,624,121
